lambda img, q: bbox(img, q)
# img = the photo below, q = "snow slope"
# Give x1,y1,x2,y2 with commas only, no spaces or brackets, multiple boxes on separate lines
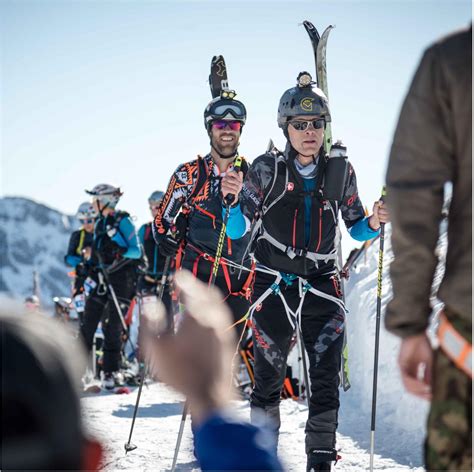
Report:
82,221,447,471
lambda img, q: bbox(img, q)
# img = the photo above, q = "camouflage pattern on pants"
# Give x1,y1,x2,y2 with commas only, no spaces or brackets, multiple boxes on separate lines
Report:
425,348,472,471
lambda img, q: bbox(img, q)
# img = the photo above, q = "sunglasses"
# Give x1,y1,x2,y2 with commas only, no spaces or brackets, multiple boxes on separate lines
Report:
83,219,95,224
289,119,325,131
150,205,160,211
212,120,242,131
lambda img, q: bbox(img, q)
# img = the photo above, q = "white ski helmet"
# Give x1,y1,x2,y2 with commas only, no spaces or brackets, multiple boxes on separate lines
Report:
86,183,123,209
76,202,97,221
148,190,165,205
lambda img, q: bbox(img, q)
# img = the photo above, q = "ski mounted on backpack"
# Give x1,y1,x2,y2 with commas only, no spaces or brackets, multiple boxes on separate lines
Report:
209,55,229,98
302,20,352,393
302,21,335,155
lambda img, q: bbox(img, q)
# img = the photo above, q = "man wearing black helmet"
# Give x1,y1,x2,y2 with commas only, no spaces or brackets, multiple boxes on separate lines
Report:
153,91,254,339
80,183,142,389
222,73,389,471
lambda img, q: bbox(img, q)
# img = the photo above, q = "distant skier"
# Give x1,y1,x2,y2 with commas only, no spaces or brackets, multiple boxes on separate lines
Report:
79,184,142,389
65,201,96,319
138,191,173,327
24,294,40,313
221,72,389,471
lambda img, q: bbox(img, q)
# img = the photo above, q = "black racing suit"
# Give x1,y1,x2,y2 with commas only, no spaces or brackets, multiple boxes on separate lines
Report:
80,211,141,374
153,154,254,340
237,144,378,453
138,222,173,330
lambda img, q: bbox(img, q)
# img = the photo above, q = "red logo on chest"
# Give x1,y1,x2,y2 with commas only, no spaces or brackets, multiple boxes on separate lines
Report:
287,182,295,191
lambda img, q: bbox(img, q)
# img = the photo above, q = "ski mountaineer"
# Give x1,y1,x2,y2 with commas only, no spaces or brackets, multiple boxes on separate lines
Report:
385,26,471,471
138,191,173,328
65,201,97,319
221,72,389,471
79,184,142,389
153,90,254,339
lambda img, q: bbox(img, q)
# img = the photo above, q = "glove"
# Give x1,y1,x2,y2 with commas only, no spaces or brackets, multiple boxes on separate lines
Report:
159,234,180,257
76,263,88,278
106,225,117,238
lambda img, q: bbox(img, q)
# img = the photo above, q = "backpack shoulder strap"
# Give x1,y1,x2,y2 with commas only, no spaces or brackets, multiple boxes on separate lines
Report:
262,150,287,214
187,156,209,206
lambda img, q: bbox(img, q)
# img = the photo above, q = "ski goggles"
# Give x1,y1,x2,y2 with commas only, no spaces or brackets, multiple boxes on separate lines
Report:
211,120,242,131
82,218,95,224
288,118,325,131
210,102,246,120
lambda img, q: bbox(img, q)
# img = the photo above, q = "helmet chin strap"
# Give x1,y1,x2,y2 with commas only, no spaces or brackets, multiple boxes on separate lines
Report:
96,199,110,217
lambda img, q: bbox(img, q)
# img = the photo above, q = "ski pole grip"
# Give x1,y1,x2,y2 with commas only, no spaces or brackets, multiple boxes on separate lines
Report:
379,186,387,229
224,156,243,206
380,186,387,204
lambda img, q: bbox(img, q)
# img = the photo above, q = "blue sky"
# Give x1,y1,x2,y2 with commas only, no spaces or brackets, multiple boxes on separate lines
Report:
1,0,471,254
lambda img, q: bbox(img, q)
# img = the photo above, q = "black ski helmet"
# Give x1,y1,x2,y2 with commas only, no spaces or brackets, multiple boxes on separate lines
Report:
204,90,247,132
277,72,331,130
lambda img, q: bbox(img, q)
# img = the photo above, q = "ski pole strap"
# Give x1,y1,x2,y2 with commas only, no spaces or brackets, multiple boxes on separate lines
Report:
438,311,472,378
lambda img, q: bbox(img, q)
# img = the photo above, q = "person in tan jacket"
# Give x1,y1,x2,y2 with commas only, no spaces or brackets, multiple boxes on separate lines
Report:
385,25,471,471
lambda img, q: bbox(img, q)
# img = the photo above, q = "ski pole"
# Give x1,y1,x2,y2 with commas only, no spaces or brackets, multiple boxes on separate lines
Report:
171,156,243,471
124,255,172,454
209,156,243,285
98,268,137,357
369,187,386,472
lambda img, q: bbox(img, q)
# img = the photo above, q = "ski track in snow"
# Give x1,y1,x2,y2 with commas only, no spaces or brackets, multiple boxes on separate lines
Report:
83,225,447,471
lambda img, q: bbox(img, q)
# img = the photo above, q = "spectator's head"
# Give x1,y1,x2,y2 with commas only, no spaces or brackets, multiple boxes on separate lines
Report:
1,307,103,470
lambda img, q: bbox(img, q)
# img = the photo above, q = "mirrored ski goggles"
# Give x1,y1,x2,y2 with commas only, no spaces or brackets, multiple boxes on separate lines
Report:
289,118,325,131
211,120,242,131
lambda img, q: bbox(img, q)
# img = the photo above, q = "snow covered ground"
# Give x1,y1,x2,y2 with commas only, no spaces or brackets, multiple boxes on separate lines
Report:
82,223,447,470
82,381,423,471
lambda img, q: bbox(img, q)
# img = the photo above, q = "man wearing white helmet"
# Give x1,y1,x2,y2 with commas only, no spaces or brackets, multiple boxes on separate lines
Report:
65,202,97,319
79,184,142,389
222,73,389,471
